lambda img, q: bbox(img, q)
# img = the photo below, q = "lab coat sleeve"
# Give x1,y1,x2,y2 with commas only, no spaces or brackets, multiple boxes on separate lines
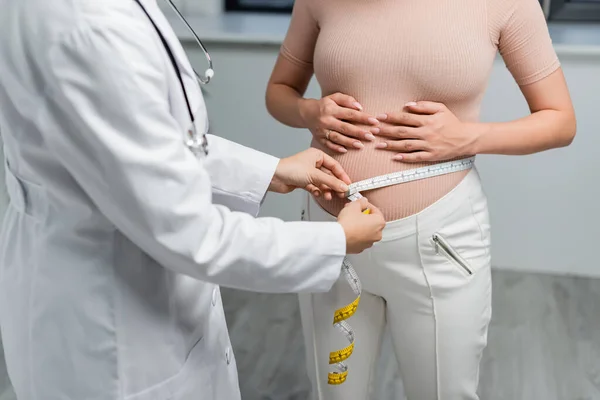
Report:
204,134,278,216
40,19,346,293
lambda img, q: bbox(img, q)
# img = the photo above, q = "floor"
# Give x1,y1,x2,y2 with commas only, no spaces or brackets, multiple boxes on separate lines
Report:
223,270,600,400
1,270,599,400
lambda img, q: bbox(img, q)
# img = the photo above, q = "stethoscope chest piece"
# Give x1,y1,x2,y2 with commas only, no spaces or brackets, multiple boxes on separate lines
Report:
186,128,209,157
134,0,212,158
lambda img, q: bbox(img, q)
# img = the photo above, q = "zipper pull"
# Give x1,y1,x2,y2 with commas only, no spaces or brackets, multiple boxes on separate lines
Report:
432,234,440,254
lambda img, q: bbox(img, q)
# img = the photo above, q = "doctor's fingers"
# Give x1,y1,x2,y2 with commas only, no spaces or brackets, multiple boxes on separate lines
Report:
317,152,351,186
306,179,339,200
344,198,384,217
306,184,326,199
309,169,350,197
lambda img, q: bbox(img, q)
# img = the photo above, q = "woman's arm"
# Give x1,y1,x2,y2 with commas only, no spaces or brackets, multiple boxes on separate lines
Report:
266,55,314,129
266,54,379,153
373,0,575,162
374,69,575,163
470,68,575,155
467,0,576,155
265,0,378,153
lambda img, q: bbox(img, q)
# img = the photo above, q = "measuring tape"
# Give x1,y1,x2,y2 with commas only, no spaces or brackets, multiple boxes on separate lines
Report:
327,157,475,385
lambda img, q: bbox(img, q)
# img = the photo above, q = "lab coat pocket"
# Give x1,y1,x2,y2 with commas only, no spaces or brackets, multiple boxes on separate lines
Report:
3,159,48,222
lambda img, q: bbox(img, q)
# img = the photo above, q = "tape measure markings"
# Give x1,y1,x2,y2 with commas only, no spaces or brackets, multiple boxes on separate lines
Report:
346,157,475,202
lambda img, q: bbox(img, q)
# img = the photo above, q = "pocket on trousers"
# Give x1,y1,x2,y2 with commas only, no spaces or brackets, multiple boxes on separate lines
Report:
431,232,474,277
427,202,491,278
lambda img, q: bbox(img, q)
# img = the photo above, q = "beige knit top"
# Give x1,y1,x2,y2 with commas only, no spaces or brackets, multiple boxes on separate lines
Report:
280,0,560,220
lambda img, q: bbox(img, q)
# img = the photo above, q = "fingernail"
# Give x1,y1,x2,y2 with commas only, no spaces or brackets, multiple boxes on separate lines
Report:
405,101,417,106
367,117,379,125
353,102,363,111
353,141,364,149
393,154,403,160
365,133,375,141
341,183,348,191
339,147,348,153
376,114,388,120
375,142,387,149
313,190,320,196
371,127,380,134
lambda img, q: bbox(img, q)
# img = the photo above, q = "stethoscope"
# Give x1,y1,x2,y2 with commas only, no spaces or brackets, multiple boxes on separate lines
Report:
134,0,213,156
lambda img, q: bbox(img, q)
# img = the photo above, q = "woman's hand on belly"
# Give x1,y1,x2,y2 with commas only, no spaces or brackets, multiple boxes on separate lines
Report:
299,92,380,154
374,101,478,163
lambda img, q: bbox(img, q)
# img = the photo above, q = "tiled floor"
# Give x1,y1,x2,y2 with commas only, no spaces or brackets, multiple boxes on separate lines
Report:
222,270,600,400
1,270,599,399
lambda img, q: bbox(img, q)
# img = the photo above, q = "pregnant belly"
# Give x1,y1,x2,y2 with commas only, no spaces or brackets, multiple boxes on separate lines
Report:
310,137,470,221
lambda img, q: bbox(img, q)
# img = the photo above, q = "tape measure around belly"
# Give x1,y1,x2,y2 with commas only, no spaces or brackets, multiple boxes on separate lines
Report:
327,157,474,385
345,157,476,202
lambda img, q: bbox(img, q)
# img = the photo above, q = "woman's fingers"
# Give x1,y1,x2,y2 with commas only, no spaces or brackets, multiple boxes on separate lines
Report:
393,152,434,163
329,92,364,111
377,111,427,127
375,139,430,153
323,138,348,154
376,125,421,140
326,117,376,141
334,107,380,128
326,129,365,149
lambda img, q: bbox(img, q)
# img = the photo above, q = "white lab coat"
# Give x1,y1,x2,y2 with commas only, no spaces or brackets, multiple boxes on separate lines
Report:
0,0,347,399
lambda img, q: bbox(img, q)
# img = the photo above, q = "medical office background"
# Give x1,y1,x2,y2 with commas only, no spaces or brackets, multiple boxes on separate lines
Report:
1,0,600,399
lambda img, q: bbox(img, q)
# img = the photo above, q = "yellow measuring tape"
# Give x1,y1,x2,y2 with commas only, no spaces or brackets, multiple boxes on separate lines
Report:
327,208,369,385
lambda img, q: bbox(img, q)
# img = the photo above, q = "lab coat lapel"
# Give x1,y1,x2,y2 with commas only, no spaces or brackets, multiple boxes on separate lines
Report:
139,0,209,140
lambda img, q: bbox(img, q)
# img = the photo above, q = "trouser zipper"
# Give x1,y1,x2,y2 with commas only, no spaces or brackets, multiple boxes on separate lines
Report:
432,233,473,275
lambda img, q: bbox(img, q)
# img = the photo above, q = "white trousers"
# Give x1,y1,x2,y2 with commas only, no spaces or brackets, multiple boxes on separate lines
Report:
299,168,492,400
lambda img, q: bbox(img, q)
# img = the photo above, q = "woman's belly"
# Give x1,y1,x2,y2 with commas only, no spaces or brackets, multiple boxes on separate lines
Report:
311,137,470,221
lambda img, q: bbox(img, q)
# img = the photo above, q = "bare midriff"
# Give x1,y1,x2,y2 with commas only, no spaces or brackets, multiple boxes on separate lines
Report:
310,122,471,221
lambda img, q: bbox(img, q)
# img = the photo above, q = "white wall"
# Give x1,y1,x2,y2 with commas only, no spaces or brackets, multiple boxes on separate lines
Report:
183,42,600,278
1,42,599,278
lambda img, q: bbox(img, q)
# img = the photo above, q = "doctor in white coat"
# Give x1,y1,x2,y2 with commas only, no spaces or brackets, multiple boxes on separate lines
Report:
0,0,386,399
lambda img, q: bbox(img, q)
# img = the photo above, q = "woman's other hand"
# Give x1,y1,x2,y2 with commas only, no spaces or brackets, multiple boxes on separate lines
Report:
374,101,478,162
298,93,380,154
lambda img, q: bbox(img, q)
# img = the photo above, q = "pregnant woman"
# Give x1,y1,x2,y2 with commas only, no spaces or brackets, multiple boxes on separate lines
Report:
266,0,576,398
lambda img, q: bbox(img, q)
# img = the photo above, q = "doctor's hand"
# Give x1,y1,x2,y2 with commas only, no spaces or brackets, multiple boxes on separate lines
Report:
338,198,385,254
269,148,352,200
299,93,380,153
